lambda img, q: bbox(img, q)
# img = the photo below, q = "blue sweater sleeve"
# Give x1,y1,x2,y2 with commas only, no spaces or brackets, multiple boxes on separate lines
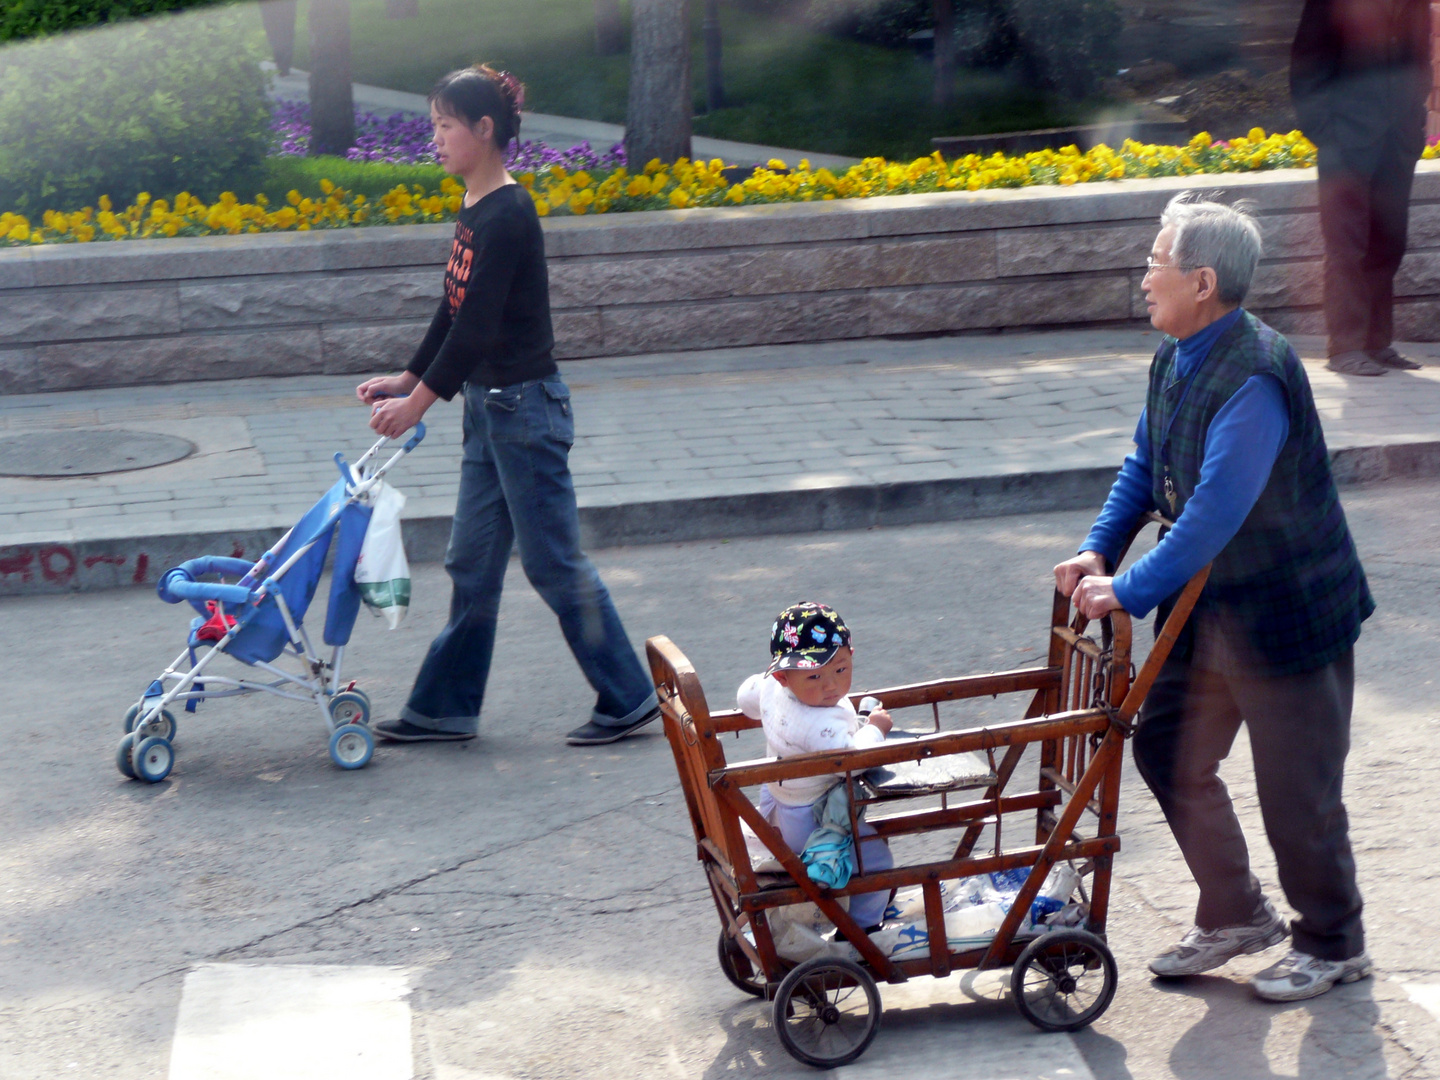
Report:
1111,374,1290,617
1080,409,1155,566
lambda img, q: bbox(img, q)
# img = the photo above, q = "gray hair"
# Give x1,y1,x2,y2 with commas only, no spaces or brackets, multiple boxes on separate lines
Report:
1159,192,1263,305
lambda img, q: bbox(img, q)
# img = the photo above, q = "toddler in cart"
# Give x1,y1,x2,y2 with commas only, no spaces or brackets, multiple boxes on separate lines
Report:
736,602,896,932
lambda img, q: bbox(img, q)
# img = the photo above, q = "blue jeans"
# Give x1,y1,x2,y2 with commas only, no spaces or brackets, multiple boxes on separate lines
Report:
401,375,657,735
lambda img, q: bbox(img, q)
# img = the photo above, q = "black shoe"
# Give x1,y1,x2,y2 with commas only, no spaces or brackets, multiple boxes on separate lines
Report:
373,719,475,742
1369,346,1423,371
1326,350,1388,376
565,706,661,746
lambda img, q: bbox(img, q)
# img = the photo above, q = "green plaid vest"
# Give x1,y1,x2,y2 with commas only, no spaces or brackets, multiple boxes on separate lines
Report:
1145,310,1374,674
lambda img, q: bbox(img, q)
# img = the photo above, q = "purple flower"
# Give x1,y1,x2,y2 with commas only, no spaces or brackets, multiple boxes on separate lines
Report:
269,102,627,172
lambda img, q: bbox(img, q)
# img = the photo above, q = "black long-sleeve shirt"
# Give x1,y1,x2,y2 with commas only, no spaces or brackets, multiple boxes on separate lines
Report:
407,183,557,398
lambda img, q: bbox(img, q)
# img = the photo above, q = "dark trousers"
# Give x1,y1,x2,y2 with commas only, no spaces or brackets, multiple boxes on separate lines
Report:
1132,644,1365,961
1316,137,1419,357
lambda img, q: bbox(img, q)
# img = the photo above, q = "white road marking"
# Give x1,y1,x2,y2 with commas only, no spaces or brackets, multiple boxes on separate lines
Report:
169,964,412,1080
1403,982,1440,1025
831,972,1098,1080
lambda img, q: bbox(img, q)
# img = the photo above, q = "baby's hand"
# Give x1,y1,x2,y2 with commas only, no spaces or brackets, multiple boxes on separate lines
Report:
866,708,893,735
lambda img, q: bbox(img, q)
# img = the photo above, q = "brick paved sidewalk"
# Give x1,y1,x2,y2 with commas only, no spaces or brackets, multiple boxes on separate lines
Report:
2,328,1438,593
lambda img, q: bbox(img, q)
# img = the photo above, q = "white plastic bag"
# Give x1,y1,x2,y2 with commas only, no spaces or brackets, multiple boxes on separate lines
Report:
354,481,410,629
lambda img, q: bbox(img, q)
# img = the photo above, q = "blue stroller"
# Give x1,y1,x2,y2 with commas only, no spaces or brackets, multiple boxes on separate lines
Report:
117,424,426,783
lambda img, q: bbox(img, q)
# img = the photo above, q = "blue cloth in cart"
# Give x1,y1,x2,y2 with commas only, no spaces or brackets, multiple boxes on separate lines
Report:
227,478,360,664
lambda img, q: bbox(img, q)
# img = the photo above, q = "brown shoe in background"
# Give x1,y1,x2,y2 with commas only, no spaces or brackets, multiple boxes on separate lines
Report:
1369,346,1423,370
1326,350,1388,376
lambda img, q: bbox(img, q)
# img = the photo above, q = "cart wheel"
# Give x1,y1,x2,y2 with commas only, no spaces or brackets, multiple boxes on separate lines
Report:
1011,929,1117,1033
116,732,138,780
132,736,175,784
124,704,177,742
329,723,374,770
772,956,881,1068
328,691,371,729
717,931,766,998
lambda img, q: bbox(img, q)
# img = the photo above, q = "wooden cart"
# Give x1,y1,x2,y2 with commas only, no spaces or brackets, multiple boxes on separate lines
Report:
648,514,1207,1068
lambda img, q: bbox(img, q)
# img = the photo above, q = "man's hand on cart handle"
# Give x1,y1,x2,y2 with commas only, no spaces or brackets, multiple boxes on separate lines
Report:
1053,550,1107,597
1054,551,1124,618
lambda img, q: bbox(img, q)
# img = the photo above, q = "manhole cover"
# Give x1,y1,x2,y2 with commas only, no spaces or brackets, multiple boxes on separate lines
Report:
0,430,196,477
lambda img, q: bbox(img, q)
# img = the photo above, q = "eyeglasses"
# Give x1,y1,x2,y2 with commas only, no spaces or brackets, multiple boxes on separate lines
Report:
1144,257,1195,275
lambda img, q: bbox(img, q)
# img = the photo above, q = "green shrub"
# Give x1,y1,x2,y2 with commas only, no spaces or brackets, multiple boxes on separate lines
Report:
0,0,228,42
0,6,271,212
1007,0,1121,98
804,0,931,48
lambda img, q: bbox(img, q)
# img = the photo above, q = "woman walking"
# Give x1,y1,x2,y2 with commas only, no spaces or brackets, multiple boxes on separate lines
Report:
357,65,658,747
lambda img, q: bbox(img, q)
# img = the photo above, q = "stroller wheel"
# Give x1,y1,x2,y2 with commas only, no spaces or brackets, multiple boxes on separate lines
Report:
124,704,177,743
328,691,372,729
329,723,374,770
115,733,138,779
133,736,175,784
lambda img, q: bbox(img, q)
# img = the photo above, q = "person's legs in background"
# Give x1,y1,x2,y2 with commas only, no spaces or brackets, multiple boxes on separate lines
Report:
1363,134,1423,369
1317,144,1388,375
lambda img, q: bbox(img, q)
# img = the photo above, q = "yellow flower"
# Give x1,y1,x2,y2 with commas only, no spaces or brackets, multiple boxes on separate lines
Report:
98,194,113,212
669,188,690,208
625,175,651,197
320,178,335,195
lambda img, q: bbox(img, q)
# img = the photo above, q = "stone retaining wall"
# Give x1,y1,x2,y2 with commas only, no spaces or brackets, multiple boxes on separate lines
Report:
5,163,1440,394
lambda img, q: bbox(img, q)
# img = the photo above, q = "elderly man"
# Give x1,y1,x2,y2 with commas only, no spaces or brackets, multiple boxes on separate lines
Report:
1055,193,1374,1002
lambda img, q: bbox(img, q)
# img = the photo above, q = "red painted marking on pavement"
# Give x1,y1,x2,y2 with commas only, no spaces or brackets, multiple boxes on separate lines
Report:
84,554,126,568
38,546,77,584
0,550,35,582
133,552,150,584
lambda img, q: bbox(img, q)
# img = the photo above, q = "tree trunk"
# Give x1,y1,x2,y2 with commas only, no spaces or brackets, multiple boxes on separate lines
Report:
259,0,297,76
595,0,625,55
625,0,692,167
702,0,723,112
932,0,955,106
308,0,355,157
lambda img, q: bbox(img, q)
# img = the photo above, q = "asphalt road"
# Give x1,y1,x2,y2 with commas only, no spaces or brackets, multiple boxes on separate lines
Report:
2,480,1438,1079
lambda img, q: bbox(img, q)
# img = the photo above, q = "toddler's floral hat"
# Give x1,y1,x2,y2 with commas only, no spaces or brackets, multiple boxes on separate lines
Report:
768,602,851,672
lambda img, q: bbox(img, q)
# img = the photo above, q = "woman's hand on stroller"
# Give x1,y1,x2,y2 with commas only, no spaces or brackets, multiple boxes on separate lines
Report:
368,381,437,440
356,371,418,405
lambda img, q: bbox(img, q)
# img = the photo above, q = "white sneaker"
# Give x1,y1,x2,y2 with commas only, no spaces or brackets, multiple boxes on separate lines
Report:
1148,897,1289,977
1251,948,1372,1002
